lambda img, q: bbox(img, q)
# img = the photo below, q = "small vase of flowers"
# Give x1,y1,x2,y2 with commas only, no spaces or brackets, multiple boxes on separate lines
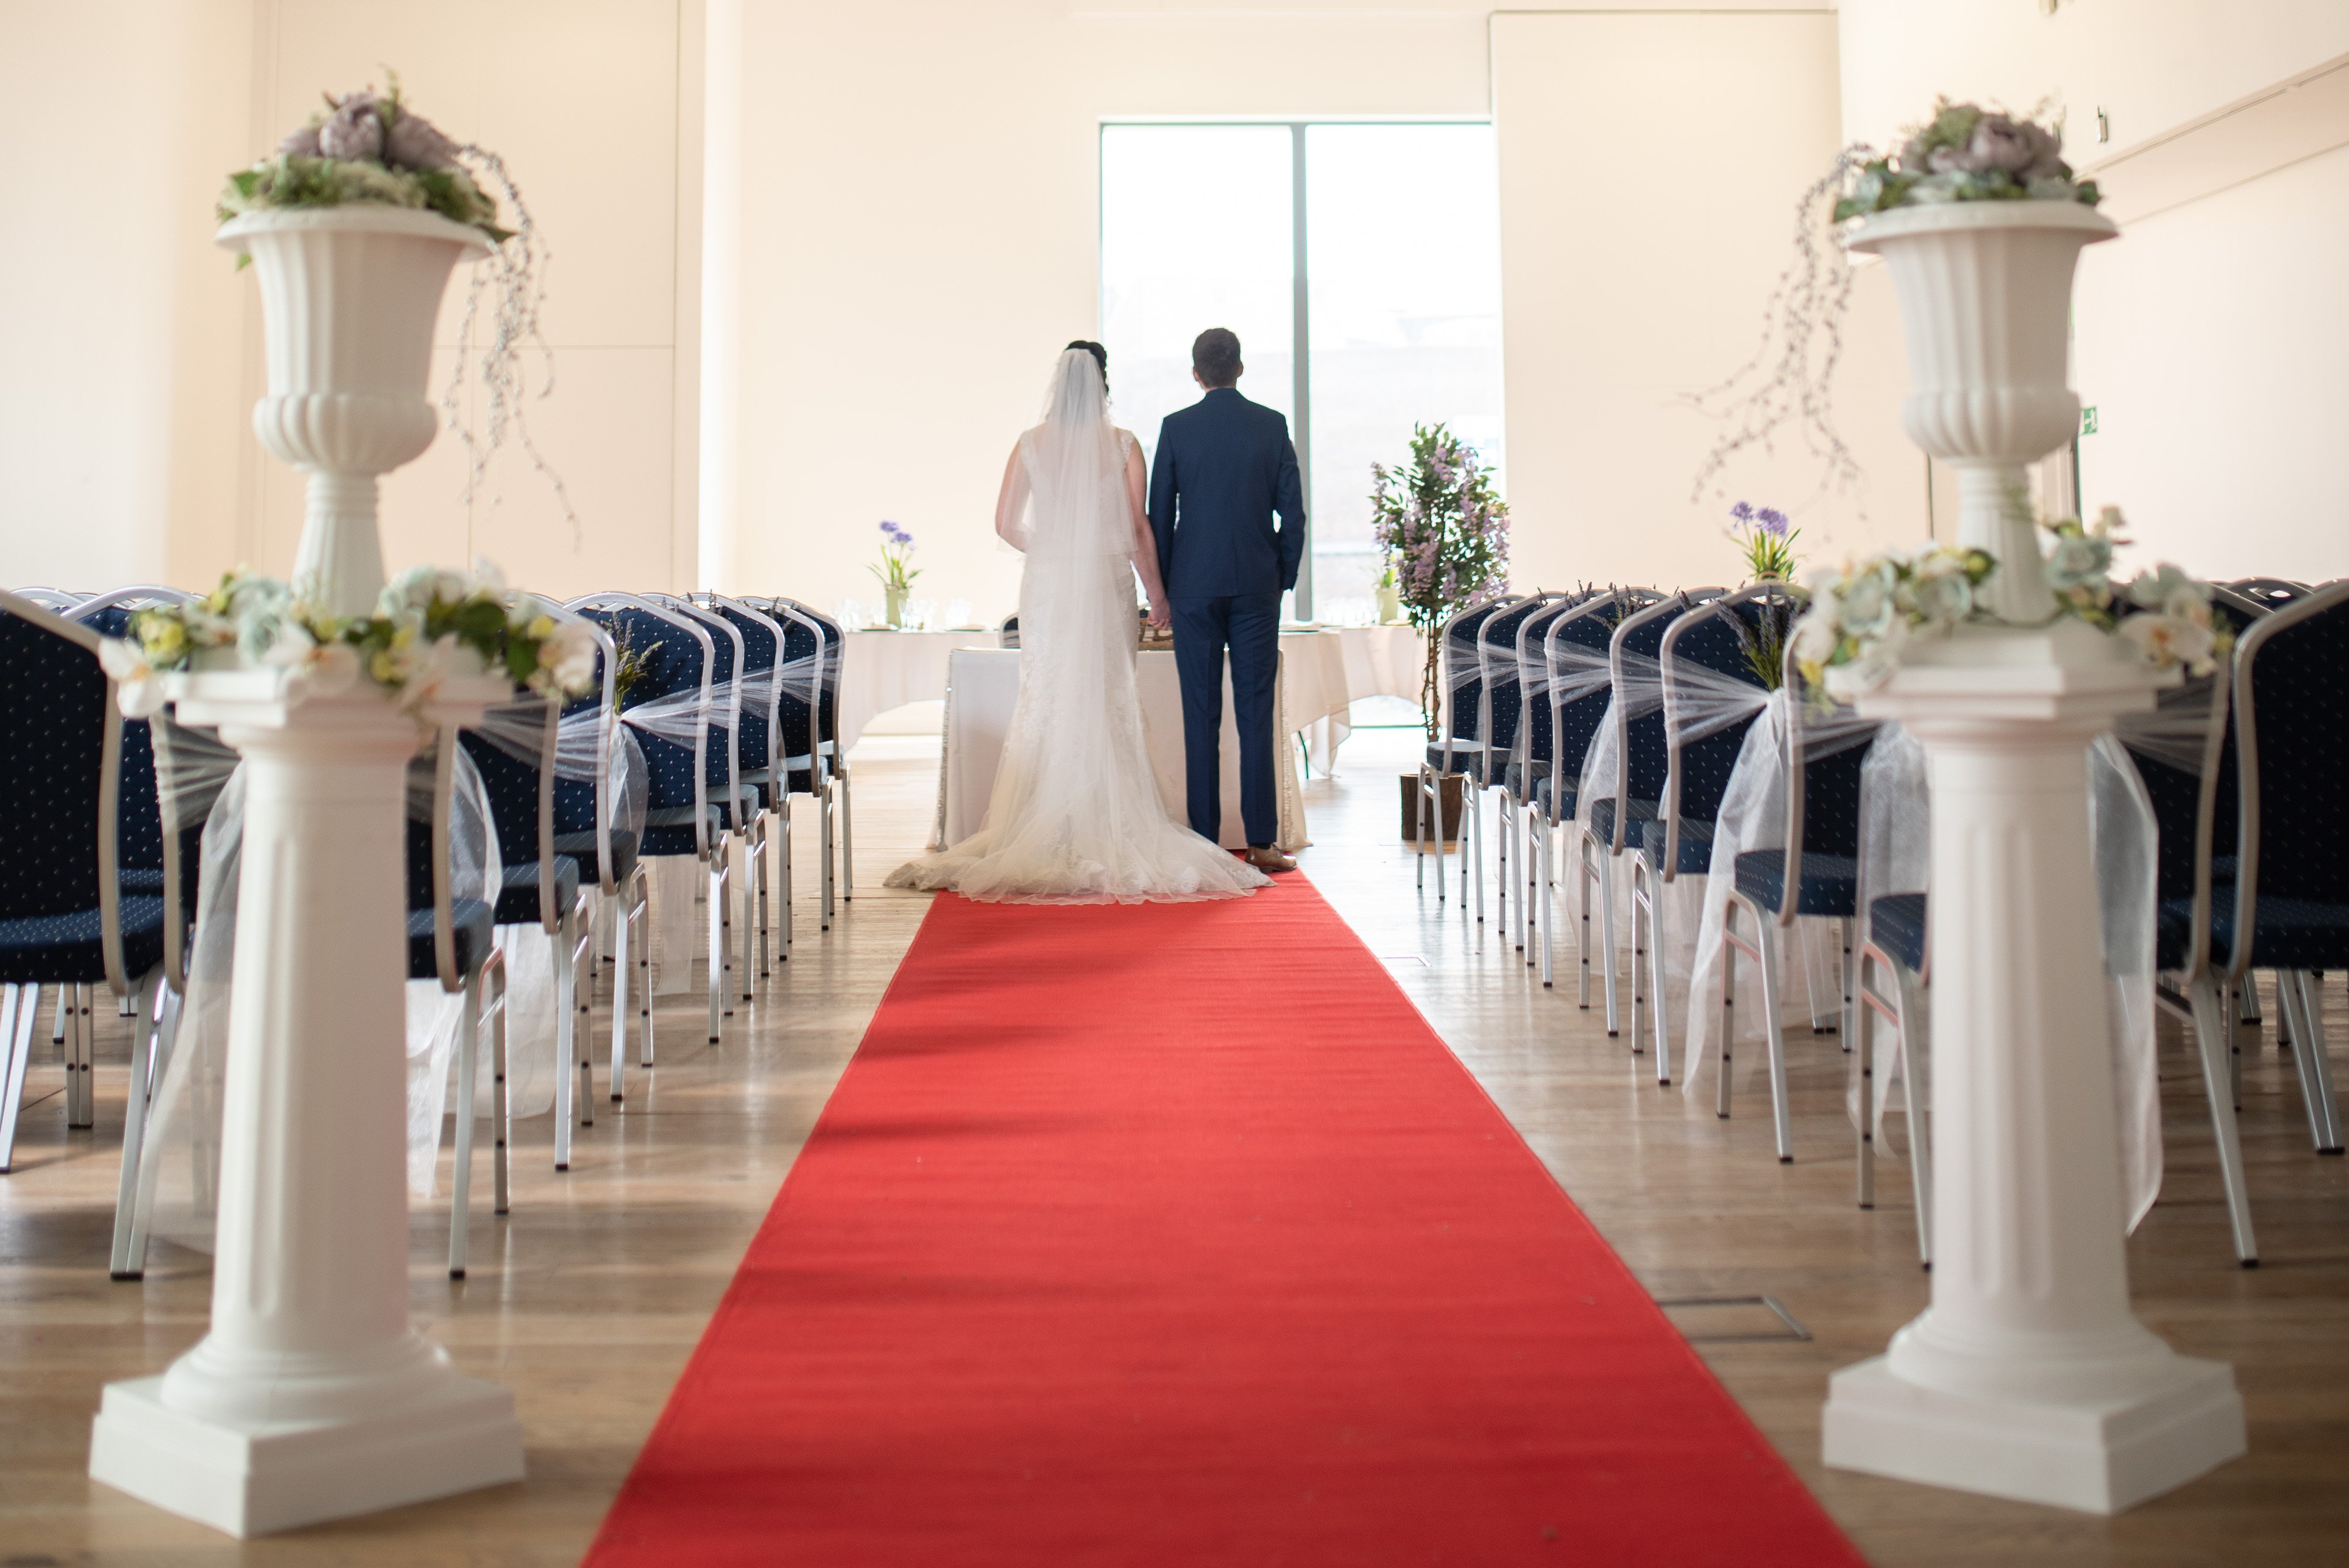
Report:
870,520,920,629
1728,501,1799,583
1374,564,1404,626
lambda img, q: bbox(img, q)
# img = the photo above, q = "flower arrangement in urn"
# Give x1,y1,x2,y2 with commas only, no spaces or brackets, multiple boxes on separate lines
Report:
101,562,599,722
1370,424,1509,738
870,520,922,627
1688,99,2097,510
220,72,576,534
1836,98,2101,219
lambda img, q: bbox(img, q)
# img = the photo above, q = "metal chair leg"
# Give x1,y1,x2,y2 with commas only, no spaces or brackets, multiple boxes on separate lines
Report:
1856,954,1877,1212
608,888,631,1105
1717,926,1737,1120
1628,868,1647,1055
0,985,35,1174
2189,978,2260,1265
838,764,854,901
707,850,725,1045
1755,916,1794,1162
2281,970,2344,1154
1893,959,1933,1268
1647,869,1672,1084
1415,766,1430,892
490,959,510,1218
1596,846,1620,1037
1537,825,1555,988
553,922,575,1170
449,975,481,1280
779,796,794,959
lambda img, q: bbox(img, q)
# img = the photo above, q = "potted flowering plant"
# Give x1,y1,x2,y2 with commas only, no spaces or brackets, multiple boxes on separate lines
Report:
1371,424,1509,841
1369,424,1509,738
869,520,921,629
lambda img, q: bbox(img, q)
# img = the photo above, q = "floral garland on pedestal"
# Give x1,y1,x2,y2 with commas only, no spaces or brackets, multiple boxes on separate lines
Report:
101,563,599,719
1791,506,2225,695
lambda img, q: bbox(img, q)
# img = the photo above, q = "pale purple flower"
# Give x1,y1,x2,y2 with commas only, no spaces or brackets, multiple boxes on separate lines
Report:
1730,501,1754,524
317,93,385,161
278,122,323,159
1756,507,1790,536
1968,114,2045,176
384,108,459,171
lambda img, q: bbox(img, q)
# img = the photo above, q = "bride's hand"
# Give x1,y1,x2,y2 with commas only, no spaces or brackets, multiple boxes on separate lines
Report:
1147,604,1172,632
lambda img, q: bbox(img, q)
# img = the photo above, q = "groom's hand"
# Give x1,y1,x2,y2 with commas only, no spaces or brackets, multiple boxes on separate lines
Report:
1147,604,1172,631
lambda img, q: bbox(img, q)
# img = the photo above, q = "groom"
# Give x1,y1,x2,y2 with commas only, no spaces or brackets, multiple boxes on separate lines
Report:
1147,327,1306,873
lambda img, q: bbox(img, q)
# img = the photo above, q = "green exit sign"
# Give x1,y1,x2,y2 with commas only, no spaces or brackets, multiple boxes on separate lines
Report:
2081,406,2099,435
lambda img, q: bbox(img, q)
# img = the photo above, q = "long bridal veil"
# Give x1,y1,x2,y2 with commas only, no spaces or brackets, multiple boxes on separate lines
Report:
886,349,1265,903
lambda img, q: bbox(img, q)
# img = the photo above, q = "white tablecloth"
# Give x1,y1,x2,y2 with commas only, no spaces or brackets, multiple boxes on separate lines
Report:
936,647,1308,853
1281,625,1426,775
837,629,996,753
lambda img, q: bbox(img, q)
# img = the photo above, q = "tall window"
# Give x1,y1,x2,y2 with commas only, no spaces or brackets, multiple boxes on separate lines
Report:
1101,122,1504,622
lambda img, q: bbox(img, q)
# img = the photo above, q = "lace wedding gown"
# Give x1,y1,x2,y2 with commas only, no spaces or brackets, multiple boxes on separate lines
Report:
885,351,1267,904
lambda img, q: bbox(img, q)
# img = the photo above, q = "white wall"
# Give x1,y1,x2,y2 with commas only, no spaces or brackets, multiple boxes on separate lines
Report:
1839,0,2349,580
1494,9,1923,596
0,1,700,602
0,0,253,591
712,0,1495,622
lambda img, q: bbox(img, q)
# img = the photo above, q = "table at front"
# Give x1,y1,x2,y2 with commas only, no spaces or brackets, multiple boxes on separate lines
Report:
936,647,1308,853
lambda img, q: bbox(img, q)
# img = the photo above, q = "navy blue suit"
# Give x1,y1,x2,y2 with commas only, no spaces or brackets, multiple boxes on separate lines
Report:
1147,387,1306,848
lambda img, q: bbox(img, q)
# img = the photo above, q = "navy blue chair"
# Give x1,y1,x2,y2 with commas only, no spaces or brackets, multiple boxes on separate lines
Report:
1717,645,1878,1164
1577,590,1726,1039
1633,586,1789,1084
568,594,723,1060
694,593,790,987
777,599,853,913
1416,593,1515,905
1532,590,1654,994
406,734,507,1280
1506,592,1591,963
460,667,599,1176
0,592,170,1177
653,594,751,1023
1477,593,1567,941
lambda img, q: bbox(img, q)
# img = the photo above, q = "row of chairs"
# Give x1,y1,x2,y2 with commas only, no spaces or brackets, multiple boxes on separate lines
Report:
0,582,857,1281
1417,573,2349,1269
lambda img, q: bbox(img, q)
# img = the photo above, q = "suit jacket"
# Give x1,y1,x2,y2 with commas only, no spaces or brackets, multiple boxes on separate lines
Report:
1147,387,1307,599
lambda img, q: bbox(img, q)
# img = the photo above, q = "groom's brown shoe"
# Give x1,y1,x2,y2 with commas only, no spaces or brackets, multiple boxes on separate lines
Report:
1244,846,1299,873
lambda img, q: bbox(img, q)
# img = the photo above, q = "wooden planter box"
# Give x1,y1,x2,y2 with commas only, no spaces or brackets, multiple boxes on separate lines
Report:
1400,772,1465,842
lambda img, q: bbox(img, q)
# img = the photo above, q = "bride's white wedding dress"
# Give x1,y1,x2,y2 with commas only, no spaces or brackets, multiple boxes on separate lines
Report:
885,350,1268,904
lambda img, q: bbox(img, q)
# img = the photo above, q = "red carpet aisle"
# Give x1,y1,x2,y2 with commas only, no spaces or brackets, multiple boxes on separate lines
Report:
585,877,1864,1567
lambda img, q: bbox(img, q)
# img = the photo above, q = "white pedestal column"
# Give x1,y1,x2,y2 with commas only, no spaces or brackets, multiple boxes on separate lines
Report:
1821,623,2245,1513
89,672,522,1537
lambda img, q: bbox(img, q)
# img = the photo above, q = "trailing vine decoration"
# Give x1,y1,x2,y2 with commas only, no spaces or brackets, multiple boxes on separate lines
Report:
442,144,583,548
1684,144,1877,515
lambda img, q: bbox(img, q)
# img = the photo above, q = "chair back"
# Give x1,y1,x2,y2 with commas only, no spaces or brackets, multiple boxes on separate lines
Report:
745,598,831,788
2228,579,2349,978
2226,577,2311,614
769,599,846,763
1657,584,1795,878
652,595,745,832
0,592,128,989
1514,592,1590,781
1601,590,1726,851
1433,593,1512,770
1773,640,1880,926
75,592,204,973
694,594,785,786
9,587,84,610
1545,591,1644,813
567,593,714,860
459,691,561,932
1478,593,1561,769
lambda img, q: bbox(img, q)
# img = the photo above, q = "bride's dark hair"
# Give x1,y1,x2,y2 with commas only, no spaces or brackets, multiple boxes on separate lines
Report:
1066,339,1109,398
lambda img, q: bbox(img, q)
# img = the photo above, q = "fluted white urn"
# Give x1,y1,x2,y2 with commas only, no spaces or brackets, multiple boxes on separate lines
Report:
217,207,492,617
1844,201,2118,623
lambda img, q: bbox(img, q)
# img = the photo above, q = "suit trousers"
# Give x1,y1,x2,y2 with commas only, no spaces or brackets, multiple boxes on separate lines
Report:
1169,592,1281,849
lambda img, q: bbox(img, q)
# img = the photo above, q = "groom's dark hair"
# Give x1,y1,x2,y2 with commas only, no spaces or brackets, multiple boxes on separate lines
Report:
1192,328,1242,388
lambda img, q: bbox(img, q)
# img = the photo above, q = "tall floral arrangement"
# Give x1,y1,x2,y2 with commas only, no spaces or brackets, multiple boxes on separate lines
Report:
218,72,578,542
1370,424,1509,739
1688,99,2096,509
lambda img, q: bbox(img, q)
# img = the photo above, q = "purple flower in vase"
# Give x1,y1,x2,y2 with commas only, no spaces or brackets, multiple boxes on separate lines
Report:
1756,507,1790,536
1730,500,1755,524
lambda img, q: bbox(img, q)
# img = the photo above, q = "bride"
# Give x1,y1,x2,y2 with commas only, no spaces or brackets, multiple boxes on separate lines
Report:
886,344,1269,904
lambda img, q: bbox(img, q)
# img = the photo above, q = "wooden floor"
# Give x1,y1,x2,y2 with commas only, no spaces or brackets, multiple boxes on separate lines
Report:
1,718,2343,1564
